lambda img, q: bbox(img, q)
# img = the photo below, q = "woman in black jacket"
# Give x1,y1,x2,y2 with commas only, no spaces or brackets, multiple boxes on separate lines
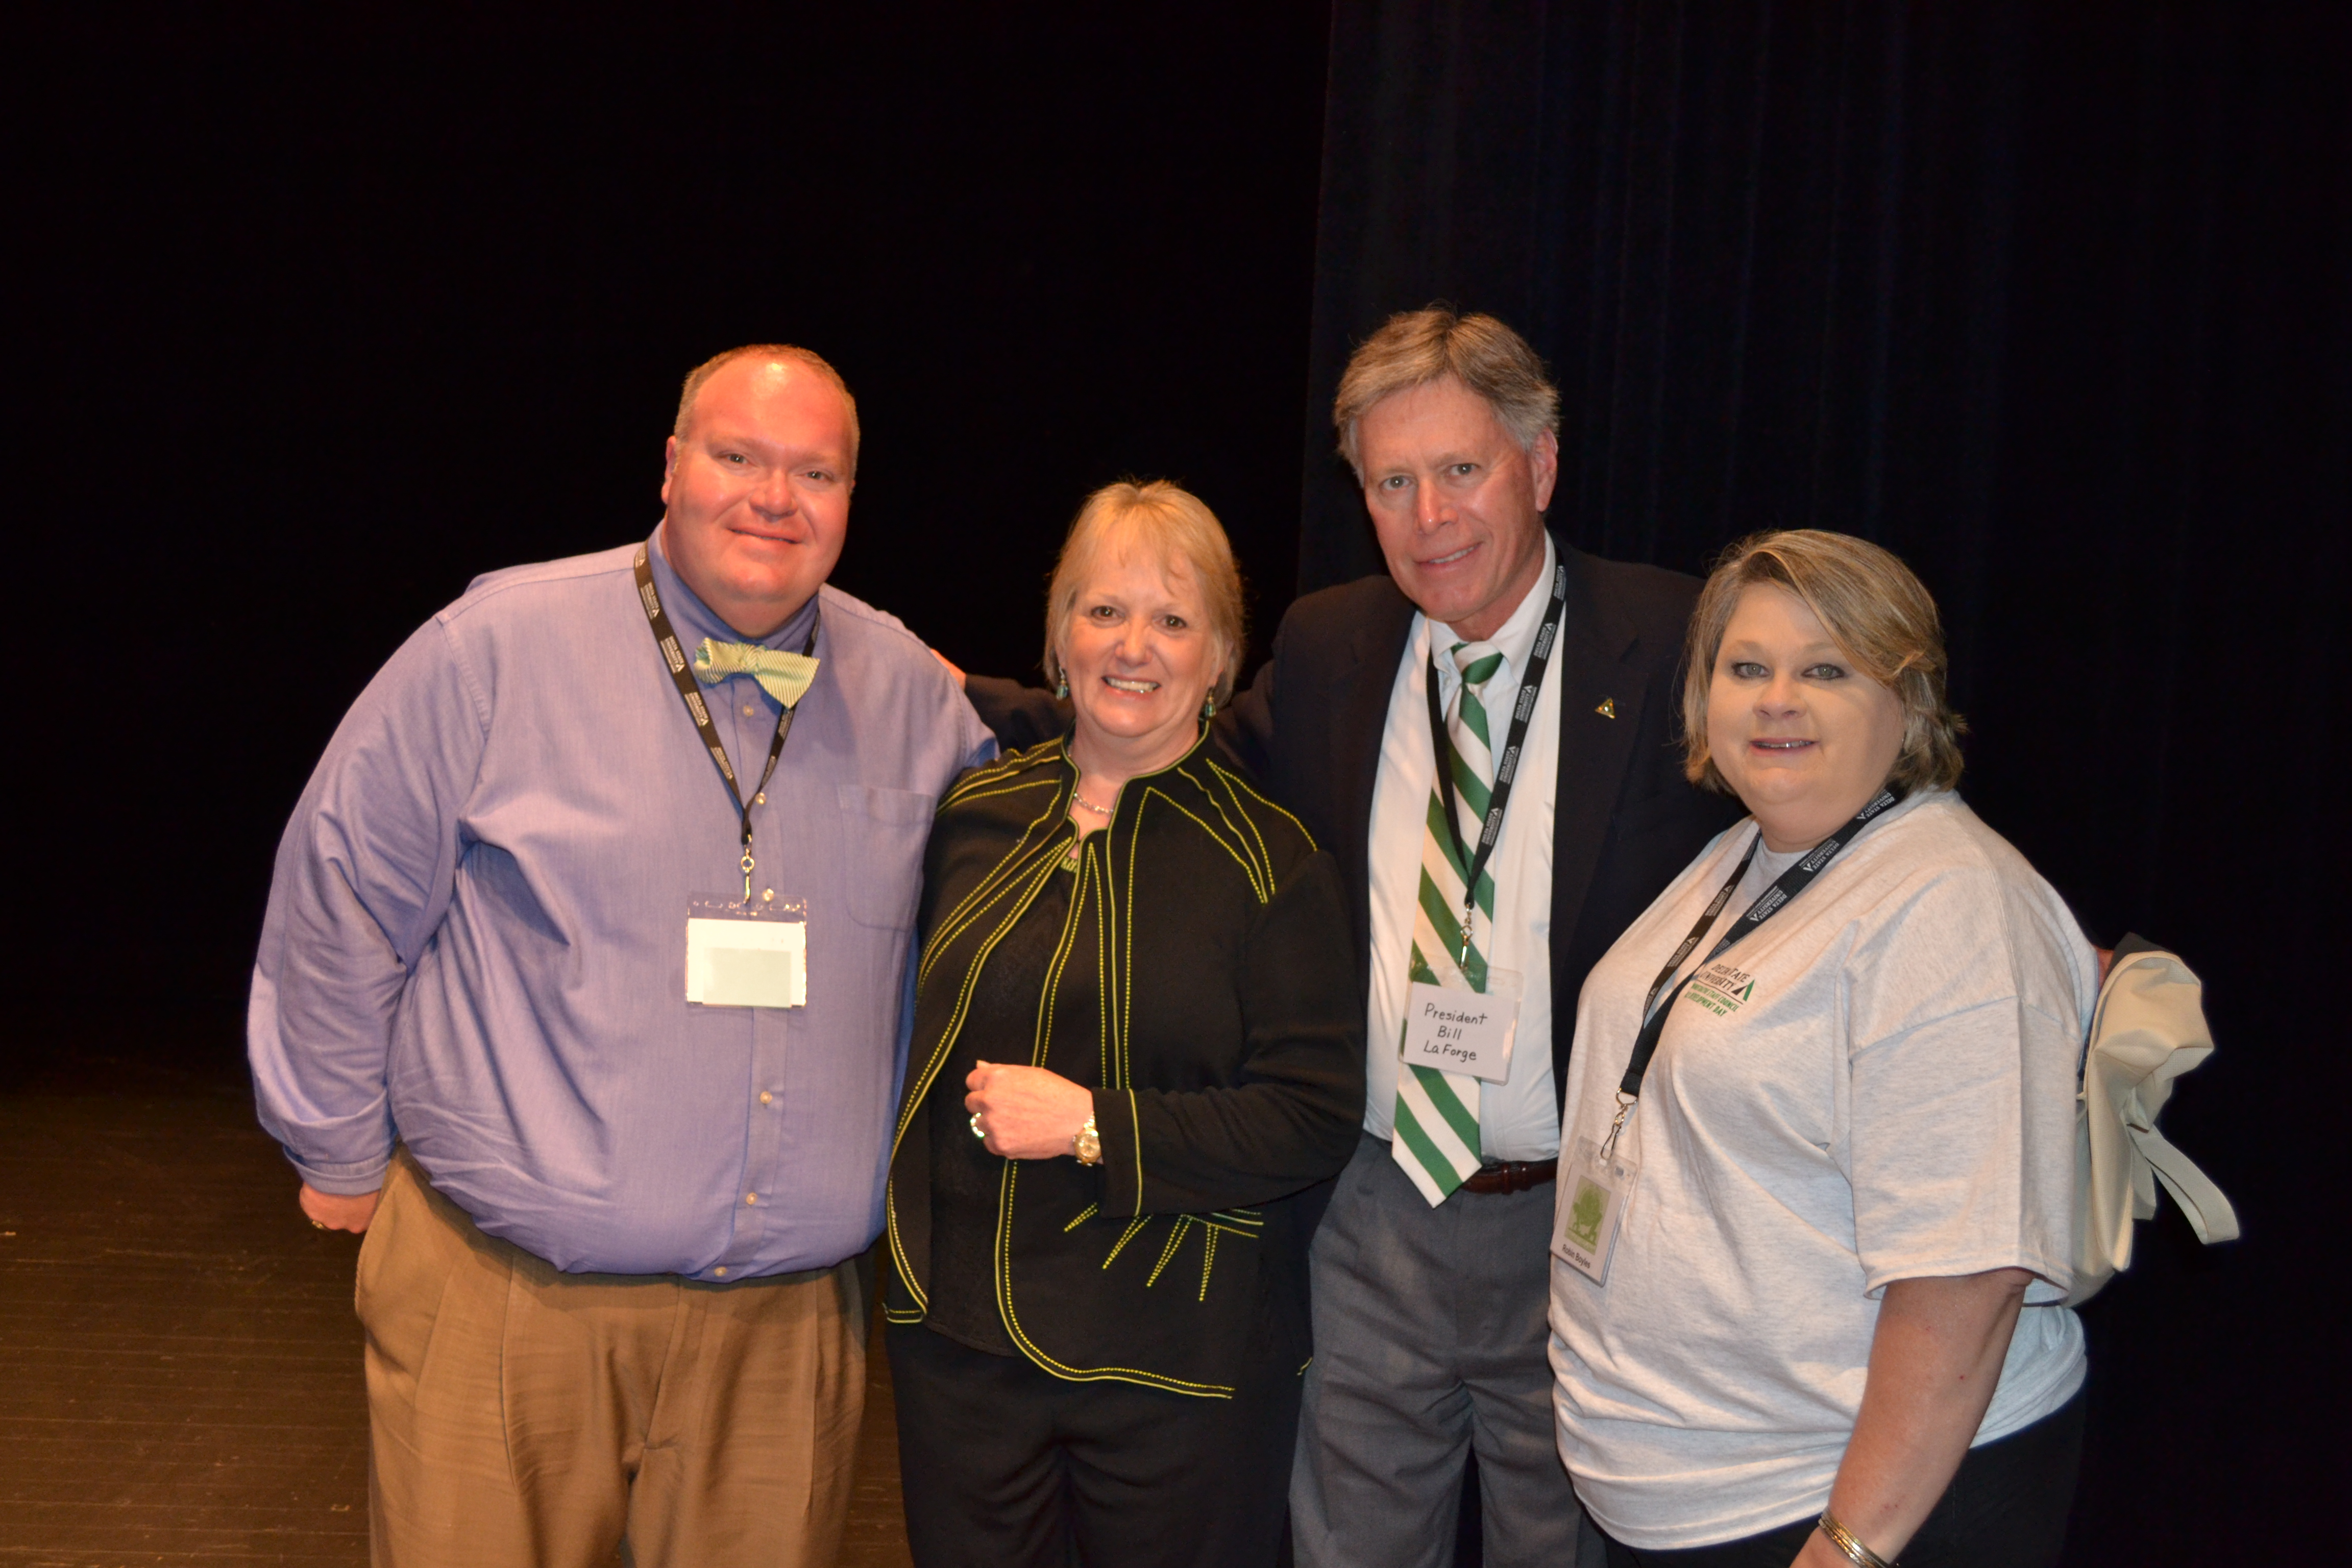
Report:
884,480,1365,1568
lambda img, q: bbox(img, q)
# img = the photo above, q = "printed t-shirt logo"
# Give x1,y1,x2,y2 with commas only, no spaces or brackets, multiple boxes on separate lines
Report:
1683,959,1757,1017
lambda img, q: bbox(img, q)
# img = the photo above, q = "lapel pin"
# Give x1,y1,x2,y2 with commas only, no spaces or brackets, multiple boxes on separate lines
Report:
1595,698,1617,719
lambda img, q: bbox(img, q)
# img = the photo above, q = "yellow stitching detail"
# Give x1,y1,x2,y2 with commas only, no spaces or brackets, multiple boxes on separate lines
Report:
920,789,1068,984
1033,837,1089,1069
1102,1216,1150,1268
1198,1224,1217,1301
896,849,1060,1156
920,818,1063,982
1092,851,1110,1087
1205,762,1279,889
1063,1202,1099,1233
1208,760,1318,852
1179,761,1271,895
1127,1089,1142,1208
1146,1216,1192,1287
1139,786,1264,901
1203,1220,1261,1240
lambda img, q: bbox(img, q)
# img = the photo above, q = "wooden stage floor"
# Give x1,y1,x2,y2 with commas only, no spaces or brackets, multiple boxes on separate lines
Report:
0,1030,913,1567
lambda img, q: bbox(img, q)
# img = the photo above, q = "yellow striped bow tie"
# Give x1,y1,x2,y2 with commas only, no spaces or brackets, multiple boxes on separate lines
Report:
691,639,821,708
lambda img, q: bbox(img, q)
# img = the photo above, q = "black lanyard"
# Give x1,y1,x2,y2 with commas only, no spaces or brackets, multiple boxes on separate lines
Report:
1423,558,1569,965
1602,783,1908,1153
632,542,818,899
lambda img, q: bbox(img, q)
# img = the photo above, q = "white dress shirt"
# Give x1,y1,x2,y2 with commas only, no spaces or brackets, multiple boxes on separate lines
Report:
1362,535,1563,1162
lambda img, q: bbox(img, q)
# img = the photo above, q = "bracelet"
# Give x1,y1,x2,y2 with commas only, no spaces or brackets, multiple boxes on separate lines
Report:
1817,1510,1896,1568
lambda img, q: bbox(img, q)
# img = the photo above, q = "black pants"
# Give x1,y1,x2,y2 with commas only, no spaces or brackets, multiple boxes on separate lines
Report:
1600,1387,2086,1568
886,1321,1300,1568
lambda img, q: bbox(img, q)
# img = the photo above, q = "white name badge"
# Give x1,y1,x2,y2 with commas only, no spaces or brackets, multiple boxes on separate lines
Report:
1401,971,1521,1084
1556,1134,1640,1285
685,894,807,1009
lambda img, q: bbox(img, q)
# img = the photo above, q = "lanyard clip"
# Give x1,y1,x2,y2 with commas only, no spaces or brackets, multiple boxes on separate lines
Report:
1600,1092,1635,1162
741,838,755,902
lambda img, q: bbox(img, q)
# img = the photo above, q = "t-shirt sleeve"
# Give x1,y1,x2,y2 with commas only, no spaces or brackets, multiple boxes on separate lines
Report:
1841,871,2080,1302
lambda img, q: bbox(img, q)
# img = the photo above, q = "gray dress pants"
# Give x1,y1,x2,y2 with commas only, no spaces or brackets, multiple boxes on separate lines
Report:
1290,1134,1605,1568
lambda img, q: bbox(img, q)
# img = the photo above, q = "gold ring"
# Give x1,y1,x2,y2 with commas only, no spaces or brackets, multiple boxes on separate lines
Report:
970,1113,986,1140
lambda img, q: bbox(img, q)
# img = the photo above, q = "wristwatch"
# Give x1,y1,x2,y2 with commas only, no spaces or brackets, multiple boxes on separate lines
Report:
1072,1114,1101,1166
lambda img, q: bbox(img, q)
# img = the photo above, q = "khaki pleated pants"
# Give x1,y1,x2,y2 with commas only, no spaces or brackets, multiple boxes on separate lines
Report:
356,1149,866,1568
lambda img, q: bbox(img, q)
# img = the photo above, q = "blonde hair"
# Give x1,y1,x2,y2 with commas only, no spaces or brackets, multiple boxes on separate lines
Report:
1681,530,1966,794
673,344,861,476
1333,306,1560,480
1041,481,1246,707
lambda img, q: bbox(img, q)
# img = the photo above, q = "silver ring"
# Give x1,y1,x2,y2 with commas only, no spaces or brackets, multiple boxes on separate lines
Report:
969,1113,986,1140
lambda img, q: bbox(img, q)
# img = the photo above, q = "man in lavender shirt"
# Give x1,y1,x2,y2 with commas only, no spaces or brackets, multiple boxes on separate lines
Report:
249,345,992,1566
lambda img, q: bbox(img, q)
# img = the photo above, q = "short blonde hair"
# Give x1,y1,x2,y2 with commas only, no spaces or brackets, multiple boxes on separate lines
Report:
1333,307,1560,480
673,344,861,476
1681,530,1966,794
1041,481,1246,708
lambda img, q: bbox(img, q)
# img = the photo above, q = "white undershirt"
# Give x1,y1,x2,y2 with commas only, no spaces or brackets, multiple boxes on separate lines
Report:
1363,535,1563,1162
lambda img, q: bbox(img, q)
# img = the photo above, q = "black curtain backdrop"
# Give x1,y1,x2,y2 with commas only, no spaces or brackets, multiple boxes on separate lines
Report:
1302,2,2348,1560
6,1,1331,1046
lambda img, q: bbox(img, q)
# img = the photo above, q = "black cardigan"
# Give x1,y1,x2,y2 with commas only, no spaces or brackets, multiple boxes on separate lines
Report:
883,733,1365,1398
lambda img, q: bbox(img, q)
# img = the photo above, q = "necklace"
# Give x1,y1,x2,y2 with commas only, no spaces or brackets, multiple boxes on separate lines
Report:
1071,789,1115,818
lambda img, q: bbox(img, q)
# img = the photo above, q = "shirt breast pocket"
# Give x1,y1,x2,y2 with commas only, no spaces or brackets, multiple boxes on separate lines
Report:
834,783,936,929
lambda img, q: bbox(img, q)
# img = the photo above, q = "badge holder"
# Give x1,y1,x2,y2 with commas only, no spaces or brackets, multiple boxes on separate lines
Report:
685,893,808,1009
1556,1130,1639,1286
1401,968,1523,1084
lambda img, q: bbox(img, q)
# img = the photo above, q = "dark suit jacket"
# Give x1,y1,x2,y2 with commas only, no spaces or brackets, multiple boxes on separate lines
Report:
966,529,1742,1114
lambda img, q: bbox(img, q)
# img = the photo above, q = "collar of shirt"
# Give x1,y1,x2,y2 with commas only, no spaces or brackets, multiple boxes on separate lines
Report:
647,522,822,656
1423,531,1561,712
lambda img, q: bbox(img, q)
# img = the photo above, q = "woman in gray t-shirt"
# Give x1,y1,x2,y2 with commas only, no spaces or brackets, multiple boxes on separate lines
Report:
1548,530,2090,1568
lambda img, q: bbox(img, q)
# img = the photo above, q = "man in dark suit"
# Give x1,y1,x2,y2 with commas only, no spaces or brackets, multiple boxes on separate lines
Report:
966,309,1734,1567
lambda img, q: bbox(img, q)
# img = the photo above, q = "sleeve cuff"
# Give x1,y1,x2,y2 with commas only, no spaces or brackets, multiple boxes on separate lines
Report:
286,1148,392,1196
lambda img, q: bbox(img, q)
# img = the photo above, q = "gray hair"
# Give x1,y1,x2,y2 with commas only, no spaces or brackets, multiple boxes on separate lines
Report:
673,344,862,476
1042,480,1246,708
1333,307,1560,480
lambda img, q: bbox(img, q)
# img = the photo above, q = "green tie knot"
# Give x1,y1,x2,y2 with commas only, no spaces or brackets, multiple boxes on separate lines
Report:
1450,643,1506,688
692,639,821,709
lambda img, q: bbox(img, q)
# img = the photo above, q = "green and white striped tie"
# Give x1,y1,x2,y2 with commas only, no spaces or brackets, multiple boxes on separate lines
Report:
1393,640,1506,1207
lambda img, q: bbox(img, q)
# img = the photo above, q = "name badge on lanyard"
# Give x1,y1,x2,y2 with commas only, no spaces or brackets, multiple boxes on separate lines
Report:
1556,1134,1640,1284
633,543,821,1011
1556,786,1906,1287
685,893,809,1009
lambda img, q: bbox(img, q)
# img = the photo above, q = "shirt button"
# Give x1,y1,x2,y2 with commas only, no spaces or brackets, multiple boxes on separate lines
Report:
745,1193,758,1205
759,1091,774,1105
753,792,766,806
713,1266,728,1278
741,703,756,717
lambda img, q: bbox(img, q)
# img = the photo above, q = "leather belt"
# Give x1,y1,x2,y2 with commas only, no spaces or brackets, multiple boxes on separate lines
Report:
1457,1157,1558,1195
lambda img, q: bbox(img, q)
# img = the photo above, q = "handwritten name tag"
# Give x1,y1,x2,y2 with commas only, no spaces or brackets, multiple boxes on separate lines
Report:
1402,979,1520,1083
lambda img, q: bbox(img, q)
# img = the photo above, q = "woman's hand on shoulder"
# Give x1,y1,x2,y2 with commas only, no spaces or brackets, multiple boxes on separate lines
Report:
965,1062,1096,1160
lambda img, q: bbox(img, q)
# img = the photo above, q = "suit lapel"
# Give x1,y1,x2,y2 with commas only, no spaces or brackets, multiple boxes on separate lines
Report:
1548,539,1646,972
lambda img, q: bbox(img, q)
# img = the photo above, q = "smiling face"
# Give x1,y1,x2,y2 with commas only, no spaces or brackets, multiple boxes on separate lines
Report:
658,356,854,637
1056,533,1227,780
1706,582,1908,851
1357,374,1559,641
